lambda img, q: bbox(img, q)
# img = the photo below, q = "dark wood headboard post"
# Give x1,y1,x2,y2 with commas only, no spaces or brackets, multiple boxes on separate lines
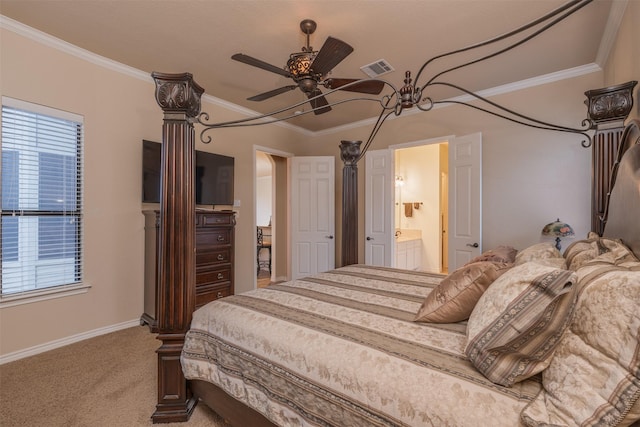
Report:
151,72,204,423
340,141,362,266
584,80,637,235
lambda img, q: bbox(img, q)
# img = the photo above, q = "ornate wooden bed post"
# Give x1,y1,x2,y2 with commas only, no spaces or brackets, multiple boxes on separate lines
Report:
151,72,204,423
340,141,361,266
584,80,637,235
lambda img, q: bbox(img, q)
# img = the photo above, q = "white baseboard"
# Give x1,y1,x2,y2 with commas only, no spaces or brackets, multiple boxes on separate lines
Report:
0,319,141,365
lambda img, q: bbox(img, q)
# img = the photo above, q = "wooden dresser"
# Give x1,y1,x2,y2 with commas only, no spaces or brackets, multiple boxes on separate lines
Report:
141,210,235,332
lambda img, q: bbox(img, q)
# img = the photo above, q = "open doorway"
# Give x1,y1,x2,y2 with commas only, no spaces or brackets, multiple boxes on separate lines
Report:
365,134,480,273
255,148,292,288
256,151,274,288
394,142,449,274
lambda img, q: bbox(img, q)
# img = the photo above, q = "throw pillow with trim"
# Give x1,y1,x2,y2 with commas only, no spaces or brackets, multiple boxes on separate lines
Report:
564,232,637,271
520,257,640,427
414,261,512,323
465,262,578,387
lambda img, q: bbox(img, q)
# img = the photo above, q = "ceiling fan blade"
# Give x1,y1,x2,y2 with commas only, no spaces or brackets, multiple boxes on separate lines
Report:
310,36,354,76
247,85,297,101
232,53,291,78
307,89,331,115
323,78,385,94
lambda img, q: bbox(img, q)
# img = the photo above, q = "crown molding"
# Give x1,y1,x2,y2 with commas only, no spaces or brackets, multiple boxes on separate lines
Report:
1,15,150,81
0,15,312,137
595,0,628,67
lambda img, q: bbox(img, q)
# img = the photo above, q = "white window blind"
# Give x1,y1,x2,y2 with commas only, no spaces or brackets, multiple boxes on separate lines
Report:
1,98,84,296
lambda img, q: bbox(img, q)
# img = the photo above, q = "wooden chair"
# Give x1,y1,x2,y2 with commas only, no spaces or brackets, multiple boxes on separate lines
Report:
257,227,272,275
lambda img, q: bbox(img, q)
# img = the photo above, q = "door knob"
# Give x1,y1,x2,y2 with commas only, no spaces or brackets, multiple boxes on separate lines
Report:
366,236,374,241
326,235,334,239
466,243,479,248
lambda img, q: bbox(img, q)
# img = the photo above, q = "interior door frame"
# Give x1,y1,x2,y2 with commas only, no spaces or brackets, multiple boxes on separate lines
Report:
390,136,454,273
254,145,293,288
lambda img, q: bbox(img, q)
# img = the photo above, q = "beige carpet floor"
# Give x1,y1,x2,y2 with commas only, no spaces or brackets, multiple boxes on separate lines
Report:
0,326,228,426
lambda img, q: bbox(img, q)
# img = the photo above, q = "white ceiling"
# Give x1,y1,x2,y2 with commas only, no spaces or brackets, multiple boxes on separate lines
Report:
1,0,617,132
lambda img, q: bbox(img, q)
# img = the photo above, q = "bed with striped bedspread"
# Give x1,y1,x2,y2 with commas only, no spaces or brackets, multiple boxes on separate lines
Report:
181,264,541,427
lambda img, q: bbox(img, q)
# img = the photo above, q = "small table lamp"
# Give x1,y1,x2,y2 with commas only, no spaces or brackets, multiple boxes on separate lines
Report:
541,218,575,250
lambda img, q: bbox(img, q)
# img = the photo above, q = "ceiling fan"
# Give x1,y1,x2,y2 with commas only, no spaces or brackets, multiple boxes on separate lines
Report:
232,19,385,115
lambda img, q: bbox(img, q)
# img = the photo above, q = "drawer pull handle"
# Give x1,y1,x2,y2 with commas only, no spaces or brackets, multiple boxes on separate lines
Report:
217,235,225,242
216,292,224,299
217,273,224,280
217,254,224,261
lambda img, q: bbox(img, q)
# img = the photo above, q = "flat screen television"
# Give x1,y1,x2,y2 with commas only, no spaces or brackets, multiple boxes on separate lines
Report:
142,140,234,206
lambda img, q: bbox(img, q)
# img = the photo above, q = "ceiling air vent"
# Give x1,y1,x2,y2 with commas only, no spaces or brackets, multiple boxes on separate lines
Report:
360,59,395,78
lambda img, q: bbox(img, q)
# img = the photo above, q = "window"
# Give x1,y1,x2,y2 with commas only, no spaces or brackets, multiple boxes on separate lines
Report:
1,98,83,298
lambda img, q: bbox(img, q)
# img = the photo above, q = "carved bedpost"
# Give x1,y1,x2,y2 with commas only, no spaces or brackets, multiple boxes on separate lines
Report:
340,141,361,266
151,72,204,423
584,80,637,235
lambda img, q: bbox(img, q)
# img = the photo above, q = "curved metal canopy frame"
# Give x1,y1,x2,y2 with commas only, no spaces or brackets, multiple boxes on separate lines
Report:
195,0,599,267
197,0,596,154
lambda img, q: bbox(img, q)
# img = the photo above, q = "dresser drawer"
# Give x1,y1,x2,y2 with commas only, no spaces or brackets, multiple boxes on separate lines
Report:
196,229,231,247
195,284,231,308
196,247,231,266
196,266,231,286
197,212,234,227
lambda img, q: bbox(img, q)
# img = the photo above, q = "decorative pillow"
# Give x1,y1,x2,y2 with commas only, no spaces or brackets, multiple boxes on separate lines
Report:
414,261,512,323
515,242,566,268
564,232,637,271
520,257,640,427
465,262,578,387
466,245,517,265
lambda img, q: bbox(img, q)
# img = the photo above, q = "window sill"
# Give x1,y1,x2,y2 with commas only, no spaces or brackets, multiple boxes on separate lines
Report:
0,283,91,308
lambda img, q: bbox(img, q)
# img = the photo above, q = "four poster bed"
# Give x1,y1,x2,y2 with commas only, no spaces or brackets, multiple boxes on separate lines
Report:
150,73,640,427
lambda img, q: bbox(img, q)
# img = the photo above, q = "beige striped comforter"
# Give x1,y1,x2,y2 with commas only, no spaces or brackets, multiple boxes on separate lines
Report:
181,265,541,426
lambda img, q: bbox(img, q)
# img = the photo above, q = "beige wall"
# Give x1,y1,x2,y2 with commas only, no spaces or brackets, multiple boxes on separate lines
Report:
1,1,638,359
0,27,305,358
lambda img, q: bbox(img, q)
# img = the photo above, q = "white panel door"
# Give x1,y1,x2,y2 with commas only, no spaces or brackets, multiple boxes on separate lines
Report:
364,149,393,266
291,156,335,279
448,133,482,271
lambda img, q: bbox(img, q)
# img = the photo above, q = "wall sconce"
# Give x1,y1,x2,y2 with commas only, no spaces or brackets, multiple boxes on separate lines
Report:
541,218,575,250
395,175,404,187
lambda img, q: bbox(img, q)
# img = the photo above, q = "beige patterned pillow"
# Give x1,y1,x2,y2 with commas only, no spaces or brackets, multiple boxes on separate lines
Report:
515,242,566,269
466,262,578,387
466,245,518,265
520,258,640,427
414,261,512,323
563,232,636,271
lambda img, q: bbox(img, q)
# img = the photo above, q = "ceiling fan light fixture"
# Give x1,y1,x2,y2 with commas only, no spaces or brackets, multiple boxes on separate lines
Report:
287,52,316,79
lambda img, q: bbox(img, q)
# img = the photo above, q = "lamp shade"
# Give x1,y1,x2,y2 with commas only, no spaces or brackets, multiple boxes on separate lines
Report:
541,219,575,237
541,218,574,251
